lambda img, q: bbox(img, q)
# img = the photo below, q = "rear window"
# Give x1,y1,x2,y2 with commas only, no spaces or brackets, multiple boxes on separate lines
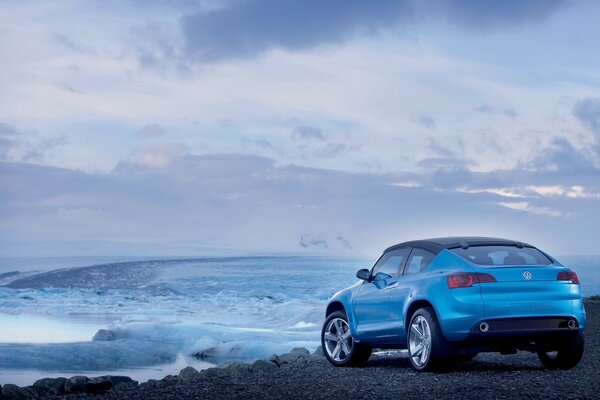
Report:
451,246,552,266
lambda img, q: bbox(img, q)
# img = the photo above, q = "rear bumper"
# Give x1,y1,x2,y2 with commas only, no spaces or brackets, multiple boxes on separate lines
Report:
466,316,581,339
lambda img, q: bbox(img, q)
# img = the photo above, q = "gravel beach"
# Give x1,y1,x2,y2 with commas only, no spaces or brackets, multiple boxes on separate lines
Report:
3,300,599,400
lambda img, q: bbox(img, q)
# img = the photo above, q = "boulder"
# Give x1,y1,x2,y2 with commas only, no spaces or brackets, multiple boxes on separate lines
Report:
251,359,278,372
278,347,310,365
201,367,228,379
138,379,160,390
64,376,90,394
0,384,30,400
82,377,113,393
178,366,202,381
268,354,283,367
32,377,67,395
105,376,137,390
23,385,55,399
222,362,250,376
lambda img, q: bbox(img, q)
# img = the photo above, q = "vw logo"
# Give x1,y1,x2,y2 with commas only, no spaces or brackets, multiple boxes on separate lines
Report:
523,271,532,280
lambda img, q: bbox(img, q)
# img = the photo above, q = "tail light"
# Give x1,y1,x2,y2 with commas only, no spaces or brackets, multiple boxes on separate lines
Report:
557,270,579,284
447,272,496,289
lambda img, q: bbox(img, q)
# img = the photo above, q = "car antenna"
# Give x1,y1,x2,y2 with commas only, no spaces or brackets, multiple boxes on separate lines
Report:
460,241,469,249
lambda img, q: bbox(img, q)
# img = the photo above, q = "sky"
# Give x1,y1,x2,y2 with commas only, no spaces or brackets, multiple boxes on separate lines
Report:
1,0,600,257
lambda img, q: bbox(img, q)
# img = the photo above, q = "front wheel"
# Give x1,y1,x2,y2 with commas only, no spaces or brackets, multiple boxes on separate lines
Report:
321,311,371,367
537,334,584,370
407,307,450,371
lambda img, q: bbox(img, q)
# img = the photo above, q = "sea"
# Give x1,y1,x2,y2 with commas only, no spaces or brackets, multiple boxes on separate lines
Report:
0,255,597,386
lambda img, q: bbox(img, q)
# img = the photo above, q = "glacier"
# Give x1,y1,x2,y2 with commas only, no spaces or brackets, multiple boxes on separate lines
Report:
0,256,367,384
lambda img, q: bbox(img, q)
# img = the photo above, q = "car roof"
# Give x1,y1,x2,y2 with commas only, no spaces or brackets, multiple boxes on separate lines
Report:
384,236,534,254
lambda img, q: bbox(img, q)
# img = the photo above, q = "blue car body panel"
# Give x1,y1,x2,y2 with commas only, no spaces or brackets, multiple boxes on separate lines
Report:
327,240,586,347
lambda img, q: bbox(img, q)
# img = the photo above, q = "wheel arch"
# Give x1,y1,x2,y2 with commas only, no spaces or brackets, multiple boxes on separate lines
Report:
326,301,346,317
405,299,440,335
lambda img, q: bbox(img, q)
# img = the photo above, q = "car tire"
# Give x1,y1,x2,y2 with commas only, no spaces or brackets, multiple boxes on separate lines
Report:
321,311,372,367
407,307,450,371
537,334,584,370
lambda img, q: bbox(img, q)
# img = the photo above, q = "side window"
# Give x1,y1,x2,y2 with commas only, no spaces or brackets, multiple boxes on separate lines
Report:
404,248,436,275
371,248,410,280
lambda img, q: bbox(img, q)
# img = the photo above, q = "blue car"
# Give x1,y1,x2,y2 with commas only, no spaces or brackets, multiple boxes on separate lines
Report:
322,237,585,371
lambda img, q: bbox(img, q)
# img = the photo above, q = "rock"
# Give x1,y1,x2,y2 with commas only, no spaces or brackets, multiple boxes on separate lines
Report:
32,377,67,395
93,329,117,341
268,354,283,367
201,367,227,379
138,379,160,390
162,375,178,384
106,376,137,388
222,361,250,376
279,347,311,365
251,359,278,372
312,346,324,357
64,376,90,394
23,385,55,399
0,384,30,400
178,366,202,381
83,377,113,393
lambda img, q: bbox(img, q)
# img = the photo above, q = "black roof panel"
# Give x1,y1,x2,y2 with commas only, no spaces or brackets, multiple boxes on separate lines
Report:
384,236,534,254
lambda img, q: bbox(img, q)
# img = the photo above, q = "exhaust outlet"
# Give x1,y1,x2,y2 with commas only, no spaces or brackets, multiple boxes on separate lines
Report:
568,319,577,329
479,322,489,333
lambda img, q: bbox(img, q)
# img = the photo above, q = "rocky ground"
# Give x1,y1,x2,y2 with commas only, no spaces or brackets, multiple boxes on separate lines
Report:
2,300,599,400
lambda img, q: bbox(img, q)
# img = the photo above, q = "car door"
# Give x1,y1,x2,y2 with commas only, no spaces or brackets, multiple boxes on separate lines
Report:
388,247,436,341
353,248,410,341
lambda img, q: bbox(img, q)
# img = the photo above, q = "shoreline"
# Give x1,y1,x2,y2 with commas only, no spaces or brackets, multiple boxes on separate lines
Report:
1,298,599,399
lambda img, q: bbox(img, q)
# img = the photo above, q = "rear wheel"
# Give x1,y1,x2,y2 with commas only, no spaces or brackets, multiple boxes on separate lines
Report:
537,334,584,370
321,311,371,367
407,307,450,371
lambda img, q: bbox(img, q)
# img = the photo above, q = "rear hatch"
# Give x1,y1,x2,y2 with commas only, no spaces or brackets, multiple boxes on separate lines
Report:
476,265,575,319
450,244,578,320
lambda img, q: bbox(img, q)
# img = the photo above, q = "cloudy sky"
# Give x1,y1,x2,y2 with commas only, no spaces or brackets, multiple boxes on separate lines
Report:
1,0,600,257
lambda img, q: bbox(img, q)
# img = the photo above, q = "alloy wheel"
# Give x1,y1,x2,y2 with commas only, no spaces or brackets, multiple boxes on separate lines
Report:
409,315,432,367
323,317,353,362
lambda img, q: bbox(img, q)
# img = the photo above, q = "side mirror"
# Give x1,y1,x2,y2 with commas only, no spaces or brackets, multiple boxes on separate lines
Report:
356,268,370,281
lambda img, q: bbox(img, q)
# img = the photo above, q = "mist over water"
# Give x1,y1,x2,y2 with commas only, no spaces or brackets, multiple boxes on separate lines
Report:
0,255,597,385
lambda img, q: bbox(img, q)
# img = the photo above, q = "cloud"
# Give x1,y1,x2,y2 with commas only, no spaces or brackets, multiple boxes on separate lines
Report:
299,234,328,249
574,97,600,137
138,123,167,138
241,137,273,150
3,150,600,257
53,34,86,53
503,108,518,118
528,138,597,174
292,125,325,141
180,0,567,62
473,105,518,118
434,0,568,31
473,104,493,113
336,236,353,250
313,142,358,159
0,123,19,160
22,136,69,162
128,143,190,168
496,201,563,217
0,123,67,162
413,115,436,129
